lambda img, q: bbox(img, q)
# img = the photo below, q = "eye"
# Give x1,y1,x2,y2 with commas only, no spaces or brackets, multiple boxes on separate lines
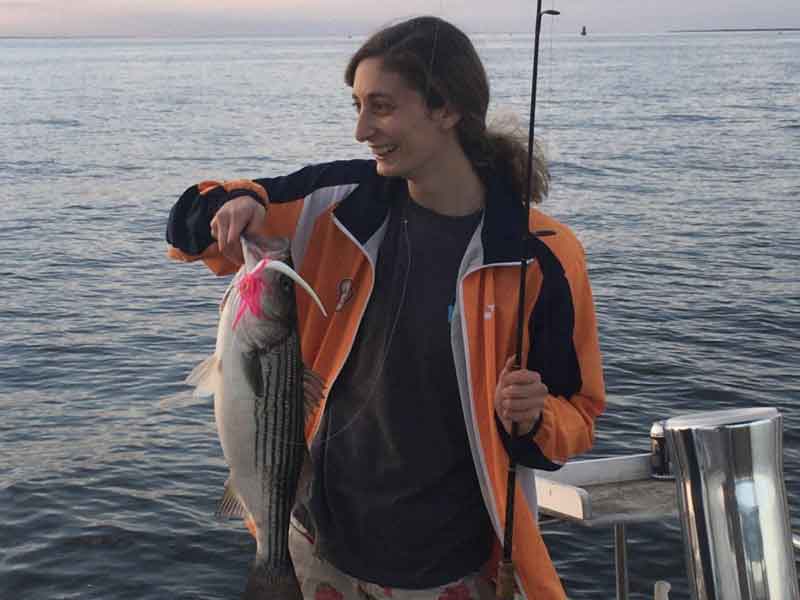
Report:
352,100,362,113
372,102,393,116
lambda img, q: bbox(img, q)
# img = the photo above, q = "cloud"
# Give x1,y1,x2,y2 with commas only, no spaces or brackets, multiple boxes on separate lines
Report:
1,0,799,36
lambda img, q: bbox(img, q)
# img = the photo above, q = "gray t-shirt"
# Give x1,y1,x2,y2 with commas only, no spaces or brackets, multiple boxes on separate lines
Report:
309,191,490,588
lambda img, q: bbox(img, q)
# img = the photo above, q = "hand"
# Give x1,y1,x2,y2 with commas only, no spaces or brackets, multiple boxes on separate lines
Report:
210,195,267,265
303,368,326,411
494,355,548,436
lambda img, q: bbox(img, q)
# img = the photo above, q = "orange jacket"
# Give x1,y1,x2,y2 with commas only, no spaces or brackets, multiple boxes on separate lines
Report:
167,160,605,600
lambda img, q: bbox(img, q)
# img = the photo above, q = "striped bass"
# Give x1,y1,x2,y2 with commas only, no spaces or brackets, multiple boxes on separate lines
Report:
187,236,326,600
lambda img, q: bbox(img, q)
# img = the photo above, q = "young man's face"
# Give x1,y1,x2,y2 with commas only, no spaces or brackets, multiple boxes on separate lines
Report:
351,57,456,180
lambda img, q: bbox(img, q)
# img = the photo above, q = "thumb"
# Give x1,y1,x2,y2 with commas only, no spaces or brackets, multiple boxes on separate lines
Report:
499,355,517,379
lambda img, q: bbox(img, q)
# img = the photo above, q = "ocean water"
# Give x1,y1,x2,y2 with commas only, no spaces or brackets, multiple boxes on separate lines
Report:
1,30,798,600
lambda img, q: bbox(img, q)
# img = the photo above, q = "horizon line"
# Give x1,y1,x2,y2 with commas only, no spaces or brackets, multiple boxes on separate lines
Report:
6,28,799,40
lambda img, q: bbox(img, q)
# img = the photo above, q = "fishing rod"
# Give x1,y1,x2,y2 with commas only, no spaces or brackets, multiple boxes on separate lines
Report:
496,3,559,600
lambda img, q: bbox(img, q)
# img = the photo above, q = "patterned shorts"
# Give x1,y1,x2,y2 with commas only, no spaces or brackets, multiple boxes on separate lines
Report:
288,518,495,600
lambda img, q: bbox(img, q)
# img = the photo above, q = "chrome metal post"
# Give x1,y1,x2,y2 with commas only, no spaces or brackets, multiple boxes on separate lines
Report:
665,408,799,600
614,523,629,600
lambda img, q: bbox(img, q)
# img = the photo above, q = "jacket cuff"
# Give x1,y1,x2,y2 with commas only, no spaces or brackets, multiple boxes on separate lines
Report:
227,188,266,207
494,413,561,471
166,180,269,256
222,179,269,208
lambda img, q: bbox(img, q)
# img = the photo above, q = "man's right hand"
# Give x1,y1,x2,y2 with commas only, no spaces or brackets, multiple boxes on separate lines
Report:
210,195,267,265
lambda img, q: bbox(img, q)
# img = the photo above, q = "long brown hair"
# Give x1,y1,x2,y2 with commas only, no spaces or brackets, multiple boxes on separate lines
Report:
345,16,549,204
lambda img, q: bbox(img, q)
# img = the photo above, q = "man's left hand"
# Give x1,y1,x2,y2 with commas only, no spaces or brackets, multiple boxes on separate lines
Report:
494,355,548,436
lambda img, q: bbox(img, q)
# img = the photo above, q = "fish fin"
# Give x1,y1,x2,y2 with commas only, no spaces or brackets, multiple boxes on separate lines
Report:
302,367,325,421
185,355,220,394
243,563,302,600
215,478,247,520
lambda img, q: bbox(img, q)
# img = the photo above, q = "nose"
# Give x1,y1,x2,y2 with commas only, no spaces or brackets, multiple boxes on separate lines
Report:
354,109,374,143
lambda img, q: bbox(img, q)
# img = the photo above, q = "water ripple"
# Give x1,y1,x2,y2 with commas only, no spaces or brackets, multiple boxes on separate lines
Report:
1,32,798,600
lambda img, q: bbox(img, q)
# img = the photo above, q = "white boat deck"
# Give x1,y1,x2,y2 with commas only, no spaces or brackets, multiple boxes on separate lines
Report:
535,453,677,526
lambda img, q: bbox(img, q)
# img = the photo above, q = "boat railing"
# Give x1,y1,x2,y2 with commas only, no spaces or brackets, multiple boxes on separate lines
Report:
534,407,799,600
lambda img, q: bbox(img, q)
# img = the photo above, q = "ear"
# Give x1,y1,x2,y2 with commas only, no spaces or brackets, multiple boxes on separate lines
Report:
433,102,461,131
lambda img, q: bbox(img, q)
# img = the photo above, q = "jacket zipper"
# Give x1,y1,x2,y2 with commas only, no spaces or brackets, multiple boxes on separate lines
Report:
455,260,535,536
308,214,378,440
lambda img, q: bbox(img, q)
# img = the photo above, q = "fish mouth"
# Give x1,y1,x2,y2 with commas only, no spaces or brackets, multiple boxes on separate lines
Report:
239,236,327,317
258,259,328,318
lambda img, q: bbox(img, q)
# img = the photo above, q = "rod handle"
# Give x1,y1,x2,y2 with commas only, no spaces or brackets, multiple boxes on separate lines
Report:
496,559,516,600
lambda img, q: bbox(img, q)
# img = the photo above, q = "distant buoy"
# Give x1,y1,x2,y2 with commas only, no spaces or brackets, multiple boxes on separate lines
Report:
654,581,671,600
581,25,587,36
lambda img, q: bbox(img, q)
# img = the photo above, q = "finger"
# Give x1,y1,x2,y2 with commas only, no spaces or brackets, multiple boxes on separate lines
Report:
501,402,544,418
496,409,538,436
500,406,542,424
503,379,541,396
218,219,244,264
226,212,242,247
215,213,229,252
503,379,547,398
504,369,542,385
303,381,323,404
506,392,547,408
501,383,526,400
226,197,259,244
501,397,546,417
302,373,325,396
304,369,326,388
498,355,517,383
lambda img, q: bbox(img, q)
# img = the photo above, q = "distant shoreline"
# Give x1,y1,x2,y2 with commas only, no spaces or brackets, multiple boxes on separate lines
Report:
669,28,800,33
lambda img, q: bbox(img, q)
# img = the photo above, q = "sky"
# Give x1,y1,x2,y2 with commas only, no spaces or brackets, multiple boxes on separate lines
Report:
1,0,799,37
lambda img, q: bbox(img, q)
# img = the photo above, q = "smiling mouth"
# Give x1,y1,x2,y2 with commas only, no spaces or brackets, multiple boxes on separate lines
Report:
370,144,398,159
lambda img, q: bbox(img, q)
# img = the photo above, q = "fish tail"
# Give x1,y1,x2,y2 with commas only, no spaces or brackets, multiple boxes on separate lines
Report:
242,561,302,600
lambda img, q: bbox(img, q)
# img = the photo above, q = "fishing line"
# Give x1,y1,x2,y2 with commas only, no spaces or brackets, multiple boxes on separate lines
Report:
311,198,413,449
311,18,439,448
547,0,555,110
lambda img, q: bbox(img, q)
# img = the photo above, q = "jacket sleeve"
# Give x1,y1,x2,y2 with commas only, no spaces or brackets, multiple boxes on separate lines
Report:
498,241,606,470
165,160,376,275
165,179,270,275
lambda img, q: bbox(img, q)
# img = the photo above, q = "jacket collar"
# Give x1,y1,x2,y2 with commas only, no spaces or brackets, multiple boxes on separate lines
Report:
480,173,531,265
332,172,398,245
332,167,538,265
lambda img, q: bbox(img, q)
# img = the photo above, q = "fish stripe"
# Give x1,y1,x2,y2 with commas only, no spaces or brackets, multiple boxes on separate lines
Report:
269,344,282,566
268,345,281,566
276,339,290,565
253,356,263,471
257,329,304,572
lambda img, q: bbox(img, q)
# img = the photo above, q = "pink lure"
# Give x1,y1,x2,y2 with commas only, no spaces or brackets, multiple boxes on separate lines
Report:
233,259,270,329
